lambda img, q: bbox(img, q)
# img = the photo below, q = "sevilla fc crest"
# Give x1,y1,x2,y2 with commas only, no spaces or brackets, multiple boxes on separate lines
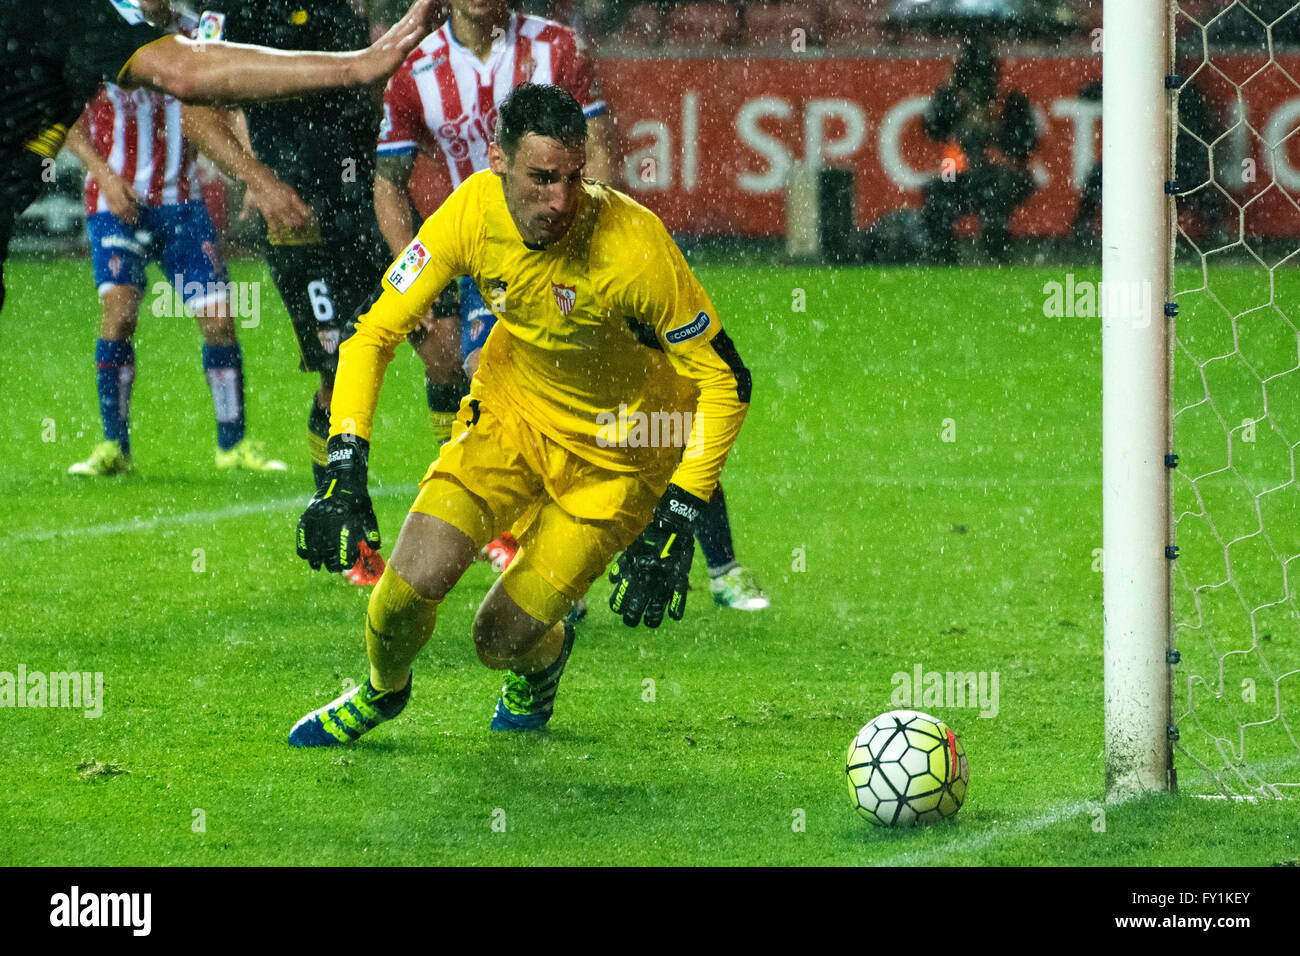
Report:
552,282,576,316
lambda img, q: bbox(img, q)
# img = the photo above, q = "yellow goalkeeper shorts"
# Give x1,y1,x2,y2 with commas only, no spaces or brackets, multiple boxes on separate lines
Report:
409,394,670,623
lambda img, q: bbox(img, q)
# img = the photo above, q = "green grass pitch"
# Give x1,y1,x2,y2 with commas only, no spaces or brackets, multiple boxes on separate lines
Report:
1,255,1295,866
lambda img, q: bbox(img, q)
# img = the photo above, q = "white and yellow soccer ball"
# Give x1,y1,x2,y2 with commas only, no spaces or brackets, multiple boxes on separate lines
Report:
846,709,969,827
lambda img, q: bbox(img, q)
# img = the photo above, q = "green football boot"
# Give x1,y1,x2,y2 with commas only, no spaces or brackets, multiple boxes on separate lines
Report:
709,565,771,611
289,673,411,747
490,619,577,731
215,438,287,472
68,440,133,477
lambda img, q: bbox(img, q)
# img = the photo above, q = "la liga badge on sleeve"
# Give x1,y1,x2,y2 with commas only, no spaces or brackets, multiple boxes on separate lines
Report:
387,239,430,293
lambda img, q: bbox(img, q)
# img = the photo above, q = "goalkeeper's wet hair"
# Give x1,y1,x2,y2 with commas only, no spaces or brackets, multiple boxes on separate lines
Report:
494,83,587,158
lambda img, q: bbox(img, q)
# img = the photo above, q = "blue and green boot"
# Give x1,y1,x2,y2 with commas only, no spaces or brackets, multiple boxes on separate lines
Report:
289,673,412,747
490,620,577,731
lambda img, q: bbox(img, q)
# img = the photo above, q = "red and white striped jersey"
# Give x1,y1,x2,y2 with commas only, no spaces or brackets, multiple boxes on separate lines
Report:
83,84,200,214
378,12,605,190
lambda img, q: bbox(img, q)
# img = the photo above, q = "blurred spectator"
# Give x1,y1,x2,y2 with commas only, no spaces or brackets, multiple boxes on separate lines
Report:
1073,69,1227,249
1070,80,1101,248
920,37,1039,263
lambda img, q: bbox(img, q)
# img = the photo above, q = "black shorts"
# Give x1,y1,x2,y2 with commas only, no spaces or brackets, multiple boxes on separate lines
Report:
266,224,389,376
1,149,48,316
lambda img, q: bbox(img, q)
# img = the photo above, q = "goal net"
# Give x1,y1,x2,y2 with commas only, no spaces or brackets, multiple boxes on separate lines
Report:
1169,0,1300,798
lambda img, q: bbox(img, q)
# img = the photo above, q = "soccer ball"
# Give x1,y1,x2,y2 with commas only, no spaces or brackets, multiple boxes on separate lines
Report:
846,709,969,827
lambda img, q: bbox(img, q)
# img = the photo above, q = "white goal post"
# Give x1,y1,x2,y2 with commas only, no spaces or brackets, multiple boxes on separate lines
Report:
1106,0,1300,801
1102,0,1176,798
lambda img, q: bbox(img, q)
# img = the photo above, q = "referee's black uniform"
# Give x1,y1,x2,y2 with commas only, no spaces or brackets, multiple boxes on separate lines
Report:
197,1,391,377
0,0,165,313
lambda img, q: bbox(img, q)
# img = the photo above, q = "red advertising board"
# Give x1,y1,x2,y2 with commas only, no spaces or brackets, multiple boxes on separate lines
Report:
408,54,1300,238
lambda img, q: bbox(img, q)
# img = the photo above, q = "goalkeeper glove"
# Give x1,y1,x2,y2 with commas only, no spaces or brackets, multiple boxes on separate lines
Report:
296,435,381,573
609,483,707,628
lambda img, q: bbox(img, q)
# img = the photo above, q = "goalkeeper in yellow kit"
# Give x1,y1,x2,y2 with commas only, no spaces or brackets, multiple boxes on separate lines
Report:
289,83,750,743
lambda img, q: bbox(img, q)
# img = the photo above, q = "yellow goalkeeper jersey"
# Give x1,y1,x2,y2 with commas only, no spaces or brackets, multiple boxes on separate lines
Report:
331,170,750,501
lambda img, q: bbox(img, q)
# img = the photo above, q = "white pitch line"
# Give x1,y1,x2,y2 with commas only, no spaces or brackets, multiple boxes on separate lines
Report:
872,798,1100,867
3,484,417,547
752,473,1101,491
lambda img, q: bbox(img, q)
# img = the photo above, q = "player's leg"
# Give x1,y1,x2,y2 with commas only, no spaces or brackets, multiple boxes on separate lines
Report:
69,212,147,476
408,275,466,446
287,509,481,747
309,374,334,490
697,483,771,611
483,479,647,731
263,241,378,582
328,229,409,584
288,395,543,746
411,311,465,445
163,200,286,472
478,572,578,732
264,242,345,490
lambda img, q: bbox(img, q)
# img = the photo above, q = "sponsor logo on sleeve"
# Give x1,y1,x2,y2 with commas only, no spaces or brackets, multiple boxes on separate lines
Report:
386,239,430,294
664,310,712,345
197,11,226,40
108,0,148,25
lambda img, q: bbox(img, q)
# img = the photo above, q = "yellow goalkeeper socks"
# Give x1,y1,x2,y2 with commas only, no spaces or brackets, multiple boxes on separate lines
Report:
365,566,441,691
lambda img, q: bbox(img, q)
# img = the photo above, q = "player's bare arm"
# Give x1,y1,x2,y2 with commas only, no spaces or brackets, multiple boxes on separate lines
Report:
179,104,312,235
584,115,615,185
374,152,419,256
63,112,143,225
120,0,439,103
